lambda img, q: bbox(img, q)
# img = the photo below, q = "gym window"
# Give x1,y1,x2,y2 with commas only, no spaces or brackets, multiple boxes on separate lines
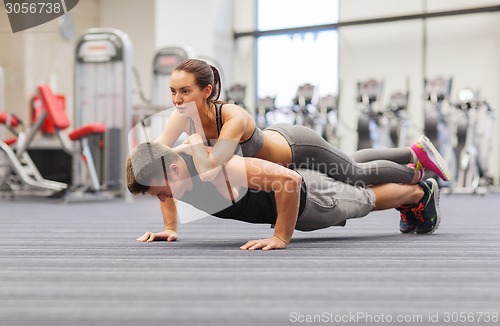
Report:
256,0,340,107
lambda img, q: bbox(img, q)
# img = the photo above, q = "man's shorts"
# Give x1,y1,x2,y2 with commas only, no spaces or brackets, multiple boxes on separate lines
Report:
295,169,376,232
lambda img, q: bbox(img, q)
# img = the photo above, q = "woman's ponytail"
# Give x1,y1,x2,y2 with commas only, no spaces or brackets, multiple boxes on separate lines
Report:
209,65,222,103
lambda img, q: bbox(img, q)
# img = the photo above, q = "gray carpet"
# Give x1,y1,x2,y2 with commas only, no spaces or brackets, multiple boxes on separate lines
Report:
1,193,499,325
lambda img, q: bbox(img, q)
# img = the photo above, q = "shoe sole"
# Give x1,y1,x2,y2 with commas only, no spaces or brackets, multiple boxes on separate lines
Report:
418,136,451,181
418,178,441,235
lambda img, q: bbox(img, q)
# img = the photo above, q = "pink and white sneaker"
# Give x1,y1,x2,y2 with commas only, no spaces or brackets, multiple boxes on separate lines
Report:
410,135,451,181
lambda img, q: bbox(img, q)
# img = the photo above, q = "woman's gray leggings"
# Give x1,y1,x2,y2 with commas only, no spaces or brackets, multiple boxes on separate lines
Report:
265,124,415,186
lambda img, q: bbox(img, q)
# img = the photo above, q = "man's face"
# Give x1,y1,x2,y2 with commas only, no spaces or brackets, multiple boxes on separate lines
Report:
147,182,174,202
146,171,187,202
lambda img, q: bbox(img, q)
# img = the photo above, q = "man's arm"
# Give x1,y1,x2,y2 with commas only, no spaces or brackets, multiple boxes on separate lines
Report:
136,197,178,242
221,156,302,250
160,197,179,232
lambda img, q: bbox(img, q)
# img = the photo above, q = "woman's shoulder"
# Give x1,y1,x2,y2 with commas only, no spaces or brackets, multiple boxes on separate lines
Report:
219,102,240,112
220,102,253,121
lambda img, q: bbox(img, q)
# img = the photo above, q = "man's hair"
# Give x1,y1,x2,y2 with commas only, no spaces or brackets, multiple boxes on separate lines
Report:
126,142,180,195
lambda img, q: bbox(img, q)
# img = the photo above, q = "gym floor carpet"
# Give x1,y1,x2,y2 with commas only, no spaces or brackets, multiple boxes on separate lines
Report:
1,193,499,326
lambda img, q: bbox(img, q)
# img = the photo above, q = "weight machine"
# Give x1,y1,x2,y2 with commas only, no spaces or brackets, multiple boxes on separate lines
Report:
75,28,133,200
450,89,496,194
423,76,455,184
356,79,392,149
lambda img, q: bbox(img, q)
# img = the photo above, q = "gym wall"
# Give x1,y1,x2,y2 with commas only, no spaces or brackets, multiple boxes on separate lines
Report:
99,0,156,106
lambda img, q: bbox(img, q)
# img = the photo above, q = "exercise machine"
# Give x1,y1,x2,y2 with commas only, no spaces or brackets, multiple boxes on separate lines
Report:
423,76,456,183
292,83,322,133
0,66,4,140
256,96,276,129
1,82,112,199
1,67,66,196
450,89,496,194
37,84,108,196
318,93,340,147
356,79,391,149
256,95,296,127
385,87,410,148
75,28,133,200
226,83,247,108
0,112,68,197
151,47,194,108
0,66,4,110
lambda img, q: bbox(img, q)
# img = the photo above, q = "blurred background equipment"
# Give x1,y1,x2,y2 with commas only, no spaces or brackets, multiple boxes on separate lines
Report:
75,28,133,200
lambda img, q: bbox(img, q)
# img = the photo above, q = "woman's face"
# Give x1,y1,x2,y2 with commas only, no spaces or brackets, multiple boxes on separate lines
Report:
170,70,212,117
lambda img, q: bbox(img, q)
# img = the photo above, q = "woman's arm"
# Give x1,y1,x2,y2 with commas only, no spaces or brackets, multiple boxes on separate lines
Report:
154,110,188,146
187,104,248,182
